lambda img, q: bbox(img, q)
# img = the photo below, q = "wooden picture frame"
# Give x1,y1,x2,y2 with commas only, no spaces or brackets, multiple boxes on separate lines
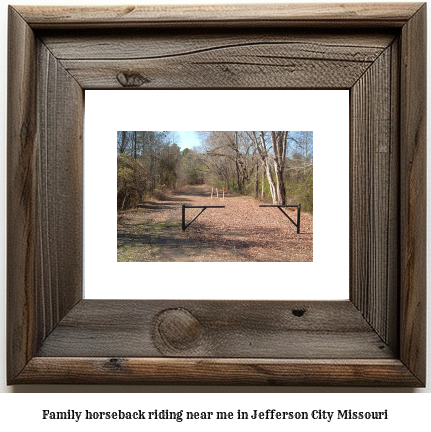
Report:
7,3,426,386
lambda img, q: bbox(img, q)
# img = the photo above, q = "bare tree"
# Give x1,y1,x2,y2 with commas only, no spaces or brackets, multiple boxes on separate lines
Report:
270,131,288,205
117,130,312,211
117,131,129,154
248,132,277,203
202,131,254,193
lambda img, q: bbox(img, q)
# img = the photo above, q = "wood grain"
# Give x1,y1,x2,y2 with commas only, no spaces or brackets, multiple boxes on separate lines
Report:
399,3,427,385
15,358,423,386
16,3,423,29
7,6,38,381
40,30,394,89
7,3,427,386
36,300,394,359
350,44,398,348
41,31,395,60
7,6,83,383
35,40,83,337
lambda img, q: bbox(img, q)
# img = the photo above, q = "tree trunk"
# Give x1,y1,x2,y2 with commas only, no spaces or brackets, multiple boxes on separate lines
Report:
119,131,127,153
234,132,243,194
235,158,242,193
270,131,287,205
264,160,277,204
133,131,137,160
255,162,259,199
273,160,286,205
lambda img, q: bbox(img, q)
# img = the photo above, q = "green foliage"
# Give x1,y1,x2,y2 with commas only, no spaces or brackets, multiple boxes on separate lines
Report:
244,167,313,213
285,174,313,214
117,133,186,209
117,154,149,210
158,143,181,189
117,131,313,213
179,149,206,185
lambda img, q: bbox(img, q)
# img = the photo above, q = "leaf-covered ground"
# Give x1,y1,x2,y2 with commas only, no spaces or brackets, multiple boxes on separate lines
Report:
117,184,313,262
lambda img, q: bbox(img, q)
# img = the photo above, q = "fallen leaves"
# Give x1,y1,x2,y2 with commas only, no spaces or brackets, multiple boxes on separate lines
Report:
118,184,313,262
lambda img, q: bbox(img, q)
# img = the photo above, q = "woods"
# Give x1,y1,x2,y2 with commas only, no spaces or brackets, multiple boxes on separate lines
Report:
117,130,314,262
117,131,183,209
117,131,313,212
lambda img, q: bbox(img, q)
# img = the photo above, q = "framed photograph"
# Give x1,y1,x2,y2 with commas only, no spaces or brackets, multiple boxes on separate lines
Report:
7,3,426,386
85,90,349,301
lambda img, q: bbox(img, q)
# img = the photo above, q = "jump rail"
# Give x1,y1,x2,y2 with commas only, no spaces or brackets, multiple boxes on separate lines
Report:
259,204,301,234
182,204,225,231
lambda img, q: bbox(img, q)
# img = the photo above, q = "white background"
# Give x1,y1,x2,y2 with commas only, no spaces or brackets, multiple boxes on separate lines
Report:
84,90,349,300
0,0,429,424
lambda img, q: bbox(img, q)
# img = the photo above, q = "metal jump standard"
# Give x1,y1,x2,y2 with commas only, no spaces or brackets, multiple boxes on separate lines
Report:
182,204,225,231
259,204,301,234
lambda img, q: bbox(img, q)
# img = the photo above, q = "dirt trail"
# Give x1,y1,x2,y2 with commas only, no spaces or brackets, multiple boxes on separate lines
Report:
117,184,313,262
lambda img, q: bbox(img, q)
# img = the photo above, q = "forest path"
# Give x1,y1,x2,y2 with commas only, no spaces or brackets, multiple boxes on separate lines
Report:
117,184,313,262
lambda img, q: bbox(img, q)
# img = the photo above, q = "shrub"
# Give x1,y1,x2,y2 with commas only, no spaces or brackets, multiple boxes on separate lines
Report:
117,154,149,210
285,176,313,214
152,188,168,201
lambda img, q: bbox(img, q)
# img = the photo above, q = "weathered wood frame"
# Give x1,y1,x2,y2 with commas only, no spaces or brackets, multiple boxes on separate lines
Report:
7,3,426,386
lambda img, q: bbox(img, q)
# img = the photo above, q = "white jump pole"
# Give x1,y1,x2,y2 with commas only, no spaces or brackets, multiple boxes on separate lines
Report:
223,188,225,200
216,188,219,198
211,188,213,199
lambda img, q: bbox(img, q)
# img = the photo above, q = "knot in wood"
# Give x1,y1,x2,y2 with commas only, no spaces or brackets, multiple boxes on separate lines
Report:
116,71,150,87
292,308,306,317
155,308,203,351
